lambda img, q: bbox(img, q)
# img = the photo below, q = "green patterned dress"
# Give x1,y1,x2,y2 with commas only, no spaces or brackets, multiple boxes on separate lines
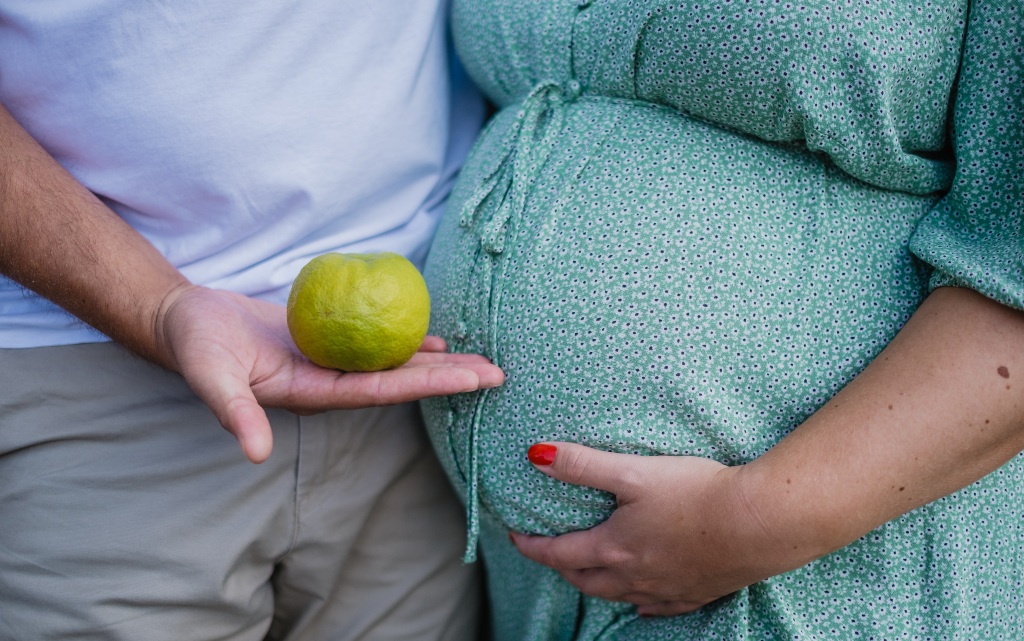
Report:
421,0,1024,639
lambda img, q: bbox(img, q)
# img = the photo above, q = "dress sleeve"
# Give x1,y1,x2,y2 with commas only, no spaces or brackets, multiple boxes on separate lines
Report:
908,0,1024,311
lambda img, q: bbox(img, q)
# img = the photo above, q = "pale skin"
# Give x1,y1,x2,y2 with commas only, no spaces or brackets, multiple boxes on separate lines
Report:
0,104,504,463
511,286,1024,617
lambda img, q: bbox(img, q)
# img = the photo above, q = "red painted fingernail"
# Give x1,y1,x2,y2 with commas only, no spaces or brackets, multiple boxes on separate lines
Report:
527,443,557,466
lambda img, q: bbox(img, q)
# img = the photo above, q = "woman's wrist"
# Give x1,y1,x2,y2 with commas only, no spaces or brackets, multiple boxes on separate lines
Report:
708,462,837,585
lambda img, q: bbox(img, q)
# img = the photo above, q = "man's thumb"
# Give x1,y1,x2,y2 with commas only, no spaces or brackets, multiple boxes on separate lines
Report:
189,372,274,463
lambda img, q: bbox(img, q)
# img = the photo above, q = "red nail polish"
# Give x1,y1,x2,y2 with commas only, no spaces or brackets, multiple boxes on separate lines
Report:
527,443,557,466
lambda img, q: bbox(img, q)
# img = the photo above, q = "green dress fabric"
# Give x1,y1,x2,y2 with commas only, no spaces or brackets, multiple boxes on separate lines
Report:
421,0,1024,639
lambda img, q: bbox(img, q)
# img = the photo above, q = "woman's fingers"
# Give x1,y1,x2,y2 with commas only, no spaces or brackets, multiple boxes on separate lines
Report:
509,528,610,571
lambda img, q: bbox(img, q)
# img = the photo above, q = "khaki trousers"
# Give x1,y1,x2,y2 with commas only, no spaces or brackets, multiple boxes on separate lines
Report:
0,342,480,641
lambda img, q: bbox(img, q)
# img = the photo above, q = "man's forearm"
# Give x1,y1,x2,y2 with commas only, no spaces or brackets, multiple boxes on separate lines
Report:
0,104,189,367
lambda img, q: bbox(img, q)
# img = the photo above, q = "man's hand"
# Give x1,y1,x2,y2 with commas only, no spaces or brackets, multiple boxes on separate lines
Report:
509,443,786,617
0,104,502,465
158,284,504,463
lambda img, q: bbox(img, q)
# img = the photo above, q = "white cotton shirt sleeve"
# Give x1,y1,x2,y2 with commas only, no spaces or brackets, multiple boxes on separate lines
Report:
0,0,484,347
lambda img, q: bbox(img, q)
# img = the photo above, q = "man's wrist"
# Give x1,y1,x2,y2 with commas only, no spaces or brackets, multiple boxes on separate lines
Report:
147,281,201,372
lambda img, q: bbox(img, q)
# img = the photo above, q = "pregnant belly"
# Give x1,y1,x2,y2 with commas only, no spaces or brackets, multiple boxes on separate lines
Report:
422,97,937,536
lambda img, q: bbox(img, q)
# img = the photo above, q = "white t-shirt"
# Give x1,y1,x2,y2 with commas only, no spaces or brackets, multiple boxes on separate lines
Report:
0,0,483,347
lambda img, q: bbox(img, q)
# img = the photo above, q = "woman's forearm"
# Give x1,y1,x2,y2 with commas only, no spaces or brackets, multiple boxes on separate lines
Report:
0,104,189,366
509,286,1023,615
732,286,1024,570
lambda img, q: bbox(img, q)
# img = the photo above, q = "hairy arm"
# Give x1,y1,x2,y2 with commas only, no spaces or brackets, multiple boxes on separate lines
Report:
0,104,503,462
0,104,188,366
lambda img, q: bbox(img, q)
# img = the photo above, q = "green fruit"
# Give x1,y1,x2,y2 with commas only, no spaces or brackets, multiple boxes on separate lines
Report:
287,252,430,371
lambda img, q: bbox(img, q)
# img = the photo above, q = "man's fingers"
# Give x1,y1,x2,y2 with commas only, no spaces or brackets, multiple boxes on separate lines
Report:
403,352,505,389
525,441,647,496
289,355,503,409
417,335,449,352
308,363,500,408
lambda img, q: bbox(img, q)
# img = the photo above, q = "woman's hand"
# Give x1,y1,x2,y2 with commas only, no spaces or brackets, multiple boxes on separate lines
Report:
512,287,1024,618
158,284,505,463
509,444,798,617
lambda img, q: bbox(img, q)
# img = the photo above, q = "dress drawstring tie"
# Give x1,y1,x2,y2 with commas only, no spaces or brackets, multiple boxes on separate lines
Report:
456,78,582,562
458,79,582,253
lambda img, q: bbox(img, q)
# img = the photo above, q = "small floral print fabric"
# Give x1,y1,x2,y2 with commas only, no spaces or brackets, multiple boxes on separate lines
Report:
421,0,1024,639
